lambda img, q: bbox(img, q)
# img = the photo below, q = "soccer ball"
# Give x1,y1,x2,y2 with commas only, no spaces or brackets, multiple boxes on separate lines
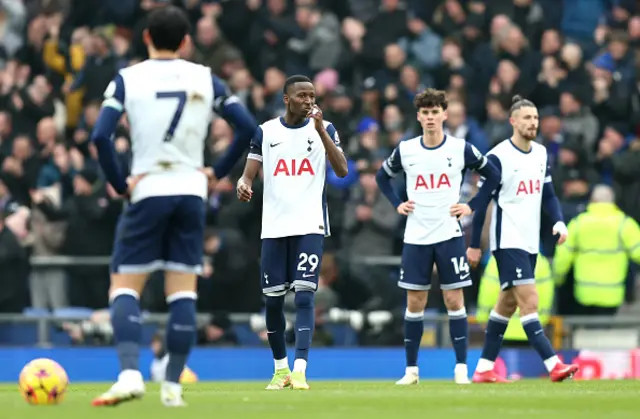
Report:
19,358,69,405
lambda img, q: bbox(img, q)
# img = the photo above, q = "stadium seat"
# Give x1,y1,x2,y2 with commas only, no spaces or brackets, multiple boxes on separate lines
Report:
52,307,94,319
22,307,51,317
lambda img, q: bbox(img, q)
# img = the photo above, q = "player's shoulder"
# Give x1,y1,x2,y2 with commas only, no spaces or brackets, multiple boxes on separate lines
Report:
444,134,469,150
398,135,422,150
322,119,335,129
529,141,548,157
487,139,512,157
445,134,466,145
259,117,285,134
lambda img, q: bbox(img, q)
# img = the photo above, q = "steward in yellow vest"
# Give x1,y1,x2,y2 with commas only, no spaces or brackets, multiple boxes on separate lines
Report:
553,185,640,314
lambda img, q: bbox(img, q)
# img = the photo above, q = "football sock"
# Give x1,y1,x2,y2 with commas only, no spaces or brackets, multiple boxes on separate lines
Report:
165,291,197,384
265,295,287,364
521,312,558,370
448,308,468,364
404,309,424,367
294,291,314,367
110,289,142,372
477,310,510,372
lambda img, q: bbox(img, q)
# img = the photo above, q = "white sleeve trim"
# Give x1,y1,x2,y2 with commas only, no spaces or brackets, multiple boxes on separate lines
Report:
102,97,123,112
247,153,263,162
477,156,487,169
382,161,397,177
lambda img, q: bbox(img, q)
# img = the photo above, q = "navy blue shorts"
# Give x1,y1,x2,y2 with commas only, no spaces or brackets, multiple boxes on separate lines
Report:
399,236,472,291
493,249,537,290
111,195,206,274
260,234,324,295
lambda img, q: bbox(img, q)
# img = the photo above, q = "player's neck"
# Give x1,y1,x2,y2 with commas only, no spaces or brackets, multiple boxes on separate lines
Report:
283,112,307,126
511,135,532,152
421,130,445,148
148,48,179,60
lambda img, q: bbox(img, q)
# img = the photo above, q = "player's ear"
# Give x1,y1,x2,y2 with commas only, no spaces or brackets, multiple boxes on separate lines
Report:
283,94,289,106
442,109,448,122
142,29,151,48
179,34,192,54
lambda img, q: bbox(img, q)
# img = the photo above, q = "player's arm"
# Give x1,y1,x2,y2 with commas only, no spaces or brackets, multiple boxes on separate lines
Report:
90,73,128,194
541,164,563,224
463,143,500,213
375,146,405,210
211,75,258,180
236,126,263,202
542,163,568,242
470,154,502,251
318,122,348,178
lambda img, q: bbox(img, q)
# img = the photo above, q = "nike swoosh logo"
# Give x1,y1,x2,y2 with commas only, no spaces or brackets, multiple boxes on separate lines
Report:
270,142,282,147
302,273,314,278
460,273,470,280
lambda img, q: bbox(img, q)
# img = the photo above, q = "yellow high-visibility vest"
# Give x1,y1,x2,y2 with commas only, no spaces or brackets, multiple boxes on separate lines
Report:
554,203,640,308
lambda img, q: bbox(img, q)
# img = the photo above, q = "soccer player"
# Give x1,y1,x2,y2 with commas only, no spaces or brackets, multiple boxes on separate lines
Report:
467,95,579,383
236,75,348,390
90,6,257,406
376,88,500,385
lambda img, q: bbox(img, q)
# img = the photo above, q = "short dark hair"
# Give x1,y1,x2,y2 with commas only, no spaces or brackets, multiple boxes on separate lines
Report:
413,88,448,111
147,6,191,52
509,95,536,115
283,75,313,95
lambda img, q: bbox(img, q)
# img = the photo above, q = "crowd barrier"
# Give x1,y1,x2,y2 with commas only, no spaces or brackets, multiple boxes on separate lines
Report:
2,347,639,382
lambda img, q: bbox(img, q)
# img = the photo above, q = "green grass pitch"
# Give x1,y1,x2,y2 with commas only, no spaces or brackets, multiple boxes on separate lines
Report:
2,380,639,419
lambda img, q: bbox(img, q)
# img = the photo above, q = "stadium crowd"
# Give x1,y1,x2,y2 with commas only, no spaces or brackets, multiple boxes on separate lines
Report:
0,0,639,344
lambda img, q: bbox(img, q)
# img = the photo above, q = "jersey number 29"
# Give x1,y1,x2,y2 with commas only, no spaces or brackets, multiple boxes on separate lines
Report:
156,91,187,142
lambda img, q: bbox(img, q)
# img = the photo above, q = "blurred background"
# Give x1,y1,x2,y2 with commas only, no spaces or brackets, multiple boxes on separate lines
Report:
0,0,639,380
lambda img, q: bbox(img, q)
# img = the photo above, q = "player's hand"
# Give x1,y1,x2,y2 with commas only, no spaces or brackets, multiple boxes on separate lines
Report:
450,203,472,220
236,177,253,202
126,174,145,196
307,105,324,132
553,222,568,245
397,200,415,216
467,247,482,268
200,167,218,190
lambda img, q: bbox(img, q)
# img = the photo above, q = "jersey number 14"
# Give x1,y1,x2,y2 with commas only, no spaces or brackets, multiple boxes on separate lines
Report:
156,91,187,142
450,256,469,275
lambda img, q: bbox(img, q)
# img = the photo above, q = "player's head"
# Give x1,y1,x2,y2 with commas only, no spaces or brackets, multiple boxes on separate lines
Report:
509,95,538,141
144,6,191,54
283,75,315,118
414,88,448,135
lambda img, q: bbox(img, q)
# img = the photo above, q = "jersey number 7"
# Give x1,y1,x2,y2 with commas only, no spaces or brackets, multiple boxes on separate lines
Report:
156,91,187,142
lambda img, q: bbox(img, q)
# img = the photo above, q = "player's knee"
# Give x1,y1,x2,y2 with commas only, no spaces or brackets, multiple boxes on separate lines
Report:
406,290,427,311
442,289,464,311
110,273,147,297
294,290,314,309
513,284,539,315
496,291,518,317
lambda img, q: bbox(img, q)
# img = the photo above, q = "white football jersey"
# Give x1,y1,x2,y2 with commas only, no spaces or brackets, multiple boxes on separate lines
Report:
484,139,550,253
103,59,214,203
383,135,487,245
248,117,341,239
